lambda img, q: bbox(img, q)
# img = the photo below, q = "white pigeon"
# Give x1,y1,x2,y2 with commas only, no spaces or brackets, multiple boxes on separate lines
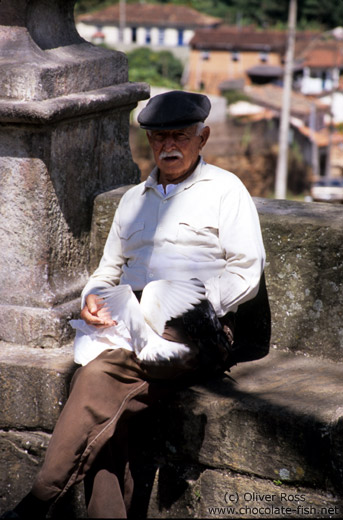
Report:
70,279,206,366
100,279,206,362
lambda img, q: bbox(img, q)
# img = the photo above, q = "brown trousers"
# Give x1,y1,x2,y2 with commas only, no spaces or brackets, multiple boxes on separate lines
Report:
31,307,235,518
31,348,200,518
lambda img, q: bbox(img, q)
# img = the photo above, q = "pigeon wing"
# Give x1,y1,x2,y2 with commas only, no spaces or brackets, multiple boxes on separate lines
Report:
99,285,148,353
140,279,206,336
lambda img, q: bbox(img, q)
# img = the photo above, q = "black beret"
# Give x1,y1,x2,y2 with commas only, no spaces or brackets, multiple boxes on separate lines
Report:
138,90,211,130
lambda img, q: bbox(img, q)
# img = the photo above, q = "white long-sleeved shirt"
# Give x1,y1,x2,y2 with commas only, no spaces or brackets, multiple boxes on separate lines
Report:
81,157,265,317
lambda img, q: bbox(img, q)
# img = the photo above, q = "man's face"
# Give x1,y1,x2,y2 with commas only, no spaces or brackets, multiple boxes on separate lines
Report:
147,124,210,185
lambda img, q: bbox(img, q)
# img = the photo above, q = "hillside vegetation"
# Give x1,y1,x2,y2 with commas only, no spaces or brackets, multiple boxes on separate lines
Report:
75,0,343,30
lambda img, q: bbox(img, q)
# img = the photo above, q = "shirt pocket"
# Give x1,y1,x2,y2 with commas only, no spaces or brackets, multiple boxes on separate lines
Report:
119,219,145,241
176,219,220,261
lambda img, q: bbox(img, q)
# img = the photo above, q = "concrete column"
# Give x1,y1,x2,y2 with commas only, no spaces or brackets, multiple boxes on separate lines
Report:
0,0,149,347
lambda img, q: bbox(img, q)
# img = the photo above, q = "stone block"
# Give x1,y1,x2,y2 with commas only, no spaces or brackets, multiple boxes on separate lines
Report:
0,430,50,513
0,0,150,348
148,466,343,518
0,430,86,517
158,350,343,493
0,92,147,347
0,343,76,431
1,343,343,517
89,186,135,272
0,0,128,102
87,193,343,360
0,107,141,310
256,199,343,360
0,300,80,348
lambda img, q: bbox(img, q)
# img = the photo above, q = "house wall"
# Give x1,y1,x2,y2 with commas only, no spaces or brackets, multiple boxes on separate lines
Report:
186,48,282,94
77,22,193,49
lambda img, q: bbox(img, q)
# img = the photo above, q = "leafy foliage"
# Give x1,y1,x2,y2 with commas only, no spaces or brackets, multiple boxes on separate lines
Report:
126,47,184,87
75,0,115,15
75,0,343,29
223,89,250,105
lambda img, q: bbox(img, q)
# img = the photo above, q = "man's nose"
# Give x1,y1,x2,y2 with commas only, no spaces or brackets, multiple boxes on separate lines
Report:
162,135,177,149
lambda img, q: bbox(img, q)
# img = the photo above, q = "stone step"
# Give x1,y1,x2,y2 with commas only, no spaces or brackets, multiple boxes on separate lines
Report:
0,342,76,431
1,345,343,517
157,348,343,499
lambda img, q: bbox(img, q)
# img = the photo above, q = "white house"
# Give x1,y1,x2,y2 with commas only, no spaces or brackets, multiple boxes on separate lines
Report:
294,30,343,95
76,2,220,61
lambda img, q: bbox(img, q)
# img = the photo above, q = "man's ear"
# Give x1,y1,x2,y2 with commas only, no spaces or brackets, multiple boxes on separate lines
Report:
199,126,210,149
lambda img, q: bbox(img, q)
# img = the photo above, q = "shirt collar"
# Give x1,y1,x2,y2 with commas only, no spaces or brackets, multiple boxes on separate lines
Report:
143,156,212,196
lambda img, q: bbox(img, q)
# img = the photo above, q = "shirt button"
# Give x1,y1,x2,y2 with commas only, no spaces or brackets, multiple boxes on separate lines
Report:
148,273,154,278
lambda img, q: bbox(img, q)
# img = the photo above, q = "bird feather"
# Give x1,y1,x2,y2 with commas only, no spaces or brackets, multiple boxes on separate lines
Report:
98,284,148,353
99,279,206,357
140,279,206,336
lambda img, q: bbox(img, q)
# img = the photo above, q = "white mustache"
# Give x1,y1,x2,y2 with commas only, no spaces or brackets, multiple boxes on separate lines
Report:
159,151,183,160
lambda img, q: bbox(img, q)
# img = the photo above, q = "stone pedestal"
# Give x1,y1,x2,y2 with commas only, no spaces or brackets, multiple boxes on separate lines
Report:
0,0,149,347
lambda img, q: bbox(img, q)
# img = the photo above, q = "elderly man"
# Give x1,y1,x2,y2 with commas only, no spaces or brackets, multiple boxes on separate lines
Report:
5,91,267,519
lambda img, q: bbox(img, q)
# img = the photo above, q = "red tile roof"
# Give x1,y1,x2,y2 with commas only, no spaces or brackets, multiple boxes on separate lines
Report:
245,84,328,117
190,25,287,52
298,124,343,147
297,42,343,68
190,26,326,59
78,3,221,28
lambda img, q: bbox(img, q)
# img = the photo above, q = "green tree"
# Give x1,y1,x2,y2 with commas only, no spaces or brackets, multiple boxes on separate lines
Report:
74,0,116,15
127,47,184,88
75,0,343,29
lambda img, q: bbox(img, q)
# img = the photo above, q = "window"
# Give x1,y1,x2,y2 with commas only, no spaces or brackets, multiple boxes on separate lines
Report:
259,51,269,63
158,28,165,45
201,51,210,61
231,50,240,62
92,26,105,44
145,27,151,44
178,29,184,46
131,27,137,43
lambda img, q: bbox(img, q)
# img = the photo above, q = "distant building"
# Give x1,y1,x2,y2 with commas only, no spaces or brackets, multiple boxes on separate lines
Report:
76,3,220,61
186,25,343,96
185,26,288,94
294,32,343,95
244,84,328,130
228,83,333,177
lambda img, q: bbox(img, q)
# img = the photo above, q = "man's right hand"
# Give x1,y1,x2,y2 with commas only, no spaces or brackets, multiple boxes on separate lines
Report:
80,294,117,328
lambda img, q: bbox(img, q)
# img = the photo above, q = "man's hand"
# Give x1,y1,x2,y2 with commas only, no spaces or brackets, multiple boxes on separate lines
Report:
81,294,117,328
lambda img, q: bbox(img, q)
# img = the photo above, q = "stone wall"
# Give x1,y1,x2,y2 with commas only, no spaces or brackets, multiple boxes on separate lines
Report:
2,194,342,518
88,192,343,363
0,0,149,348
0,2,148,515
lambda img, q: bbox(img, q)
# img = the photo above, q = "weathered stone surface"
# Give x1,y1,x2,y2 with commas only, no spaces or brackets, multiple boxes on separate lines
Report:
1,346,343,516
0,82,149,124
88,193,343,361
0,430,50,512
0,105,144,346
0,102,143,313
0,343,76,430
0,0,150,348
0,299,80,347
89,185,135,272
0,0,128,101
148,466,343,518
0,430,86,518
159,349,343,493
256,199,343,361
1,147,343,518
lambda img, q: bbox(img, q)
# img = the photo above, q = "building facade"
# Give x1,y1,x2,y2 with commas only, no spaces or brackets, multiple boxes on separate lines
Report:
185,26,287,94
76,3,220,61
